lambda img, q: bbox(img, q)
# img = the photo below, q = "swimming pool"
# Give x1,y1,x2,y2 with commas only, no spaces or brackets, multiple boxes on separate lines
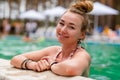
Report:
0,36,120,80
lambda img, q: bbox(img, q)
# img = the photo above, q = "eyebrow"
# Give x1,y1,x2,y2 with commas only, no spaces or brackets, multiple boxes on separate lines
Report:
59,19,64,23
69,23,76,26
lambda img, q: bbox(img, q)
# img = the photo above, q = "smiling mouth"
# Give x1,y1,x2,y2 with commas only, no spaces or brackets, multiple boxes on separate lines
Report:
58,33,69,38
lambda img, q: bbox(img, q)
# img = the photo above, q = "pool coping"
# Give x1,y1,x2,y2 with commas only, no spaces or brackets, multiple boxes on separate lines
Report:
0,58,94,80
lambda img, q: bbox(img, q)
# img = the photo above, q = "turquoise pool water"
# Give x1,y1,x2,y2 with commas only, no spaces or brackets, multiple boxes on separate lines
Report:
0,36,120,80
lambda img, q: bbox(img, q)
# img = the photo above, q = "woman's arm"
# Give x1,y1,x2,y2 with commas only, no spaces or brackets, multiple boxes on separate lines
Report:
50,52,91,76
10,46,59,69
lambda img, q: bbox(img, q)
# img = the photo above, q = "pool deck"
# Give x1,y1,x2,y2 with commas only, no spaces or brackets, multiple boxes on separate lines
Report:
0,59,94,80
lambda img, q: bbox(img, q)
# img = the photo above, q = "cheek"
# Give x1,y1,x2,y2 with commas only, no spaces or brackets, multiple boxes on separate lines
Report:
69,31,79,40
56,26,59,31
56,25,60,34
56,23,63,32
74,31,81,39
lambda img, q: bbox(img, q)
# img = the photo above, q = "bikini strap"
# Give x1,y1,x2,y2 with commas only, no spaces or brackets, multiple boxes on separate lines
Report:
55,46,80,60
69,47,78,58
69,46,84,58
81,46,85,49
55,47,62,59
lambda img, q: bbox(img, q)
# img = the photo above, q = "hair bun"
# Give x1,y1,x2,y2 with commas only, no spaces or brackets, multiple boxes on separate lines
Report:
71,0,93,13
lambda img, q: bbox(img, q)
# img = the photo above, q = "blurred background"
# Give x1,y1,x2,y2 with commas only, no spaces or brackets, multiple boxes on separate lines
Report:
0,0,120,80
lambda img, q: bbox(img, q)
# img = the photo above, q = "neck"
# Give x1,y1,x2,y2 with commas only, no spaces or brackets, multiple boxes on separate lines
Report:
61,44,78,58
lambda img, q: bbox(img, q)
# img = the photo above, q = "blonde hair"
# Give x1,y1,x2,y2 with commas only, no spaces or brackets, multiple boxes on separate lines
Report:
70,0,93,13
68,0,93,39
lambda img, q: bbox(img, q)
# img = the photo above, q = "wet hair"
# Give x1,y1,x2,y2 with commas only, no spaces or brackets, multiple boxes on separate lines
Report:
68,0,93,39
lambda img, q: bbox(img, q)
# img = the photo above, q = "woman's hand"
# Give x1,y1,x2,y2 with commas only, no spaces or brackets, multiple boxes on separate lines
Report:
37,60,50,71
41,56,56,66
26,61,38,71
27,55,57,72
27,60,50,72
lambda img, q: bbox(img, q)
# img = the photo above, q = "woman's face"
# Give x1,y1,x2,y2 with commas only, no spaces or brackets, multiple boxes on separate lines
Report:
56,11,84,44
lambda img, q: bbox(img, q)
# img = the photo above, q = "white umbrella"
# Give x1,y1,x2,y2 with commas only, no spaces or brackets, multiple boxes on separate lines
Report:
88,2,119,28
19,10,45,20
43,6,66,17
89,2,119,15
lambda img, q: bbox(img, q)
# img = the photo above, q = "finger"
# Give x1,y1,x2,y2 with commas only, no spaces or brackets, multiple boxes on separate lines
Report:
40,60,48,70
37,61,45,71
35,63,41,72
41,60,50,71
43,60,50,70
36,65,41,72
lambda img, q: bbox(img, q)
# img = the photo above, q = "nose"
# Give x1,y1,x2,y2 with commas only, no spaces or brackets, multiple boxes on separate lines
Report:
61,26,67,33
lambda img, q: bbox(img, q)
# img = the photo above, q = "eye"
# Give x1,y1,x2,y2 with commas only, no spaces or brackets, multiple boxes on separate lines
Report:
59,21,64,26
69,26,75,29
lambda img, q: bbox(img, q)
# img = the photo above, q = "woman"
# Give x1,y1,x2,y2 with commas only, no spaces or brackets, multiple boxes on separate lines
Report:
11,0,93,77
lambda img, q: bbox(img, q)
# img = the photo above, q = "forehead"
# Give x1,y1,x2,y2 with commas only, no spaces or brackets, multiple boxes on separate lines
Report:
60,11,82,26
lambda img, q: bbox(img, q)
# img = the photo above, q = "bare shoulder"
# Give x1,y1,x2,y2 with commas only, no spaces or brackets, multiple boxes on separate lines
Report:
73,47,91,63
80,48,91,62
33,45,61,55
44,46,61,55
71,47,91,75
44,46,60,51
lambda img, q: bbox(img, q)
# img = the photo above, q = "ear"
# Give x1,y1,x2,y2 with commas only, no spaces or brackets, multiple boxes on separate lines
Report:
79,32,85,40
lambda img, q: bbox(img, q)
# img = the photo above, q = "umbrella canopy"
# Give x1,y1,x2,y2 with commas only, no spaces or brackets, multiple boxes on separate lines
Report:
19,10,45,20
43,6,66,17
88,2,119,28
89,2,119,15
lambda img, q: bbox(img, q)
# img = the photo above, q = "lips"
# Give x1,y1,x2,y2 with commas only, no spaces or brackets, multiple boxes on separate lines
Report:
58,33,69,39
